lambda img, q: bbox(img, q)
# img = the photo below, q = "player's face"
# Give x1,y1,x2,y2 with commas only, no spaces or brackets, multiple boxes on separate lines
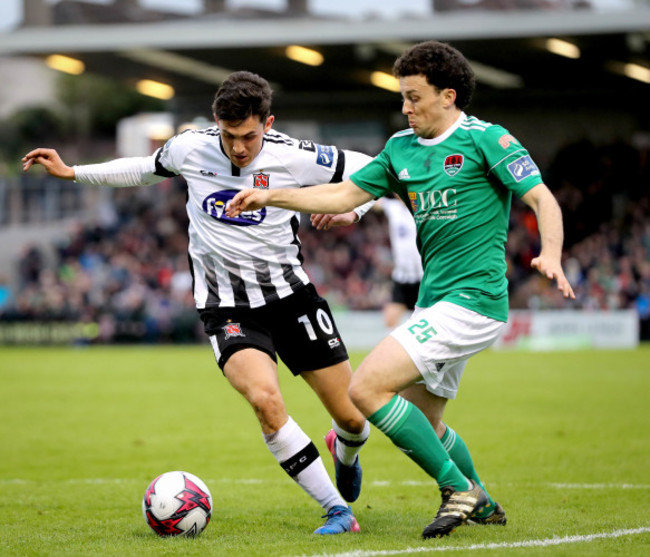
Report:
400,74,456,139
217,114,274,168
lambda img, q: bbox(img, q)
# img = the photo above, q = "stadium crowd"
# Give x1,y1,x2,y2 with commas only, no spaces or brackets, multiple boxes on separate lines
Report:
1,137,649,342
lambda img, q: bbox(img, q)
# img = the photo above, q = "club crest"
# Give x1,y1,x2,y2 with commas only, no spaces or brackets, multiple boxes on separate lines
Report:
253,172,270,189
223,323,245,339
443,154,464,176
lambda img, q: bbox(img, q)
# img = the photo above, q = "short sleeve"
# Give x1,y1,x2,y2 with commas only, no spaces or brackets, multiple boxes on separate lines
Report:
349,148,400,198
480,125,544,198
289,143,347,186
153,134,193,178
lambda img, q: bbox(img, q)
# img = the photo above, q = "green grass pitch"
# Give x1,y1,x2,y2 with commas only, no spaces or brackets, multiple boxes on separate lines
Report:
1,344,649,556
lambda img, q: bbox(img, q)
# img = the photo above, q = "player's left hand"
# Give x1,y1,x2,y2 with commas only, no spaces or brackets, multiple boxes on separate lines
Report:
531,255,576,299
310,211,358,230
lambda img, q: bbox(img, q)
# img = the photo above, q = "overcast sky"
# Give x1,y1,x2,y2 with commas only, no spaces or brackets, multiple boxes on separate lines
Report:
0,0,432,30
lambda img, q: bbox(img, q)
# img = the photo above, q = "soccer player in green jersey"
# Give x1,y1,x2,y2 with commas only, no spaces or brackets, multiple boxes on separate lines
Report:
227,40,575,539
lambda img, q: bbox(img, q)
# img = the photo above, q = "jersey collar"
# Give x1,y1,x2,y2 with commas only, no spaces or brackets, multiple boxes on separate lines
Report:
416,112,466,146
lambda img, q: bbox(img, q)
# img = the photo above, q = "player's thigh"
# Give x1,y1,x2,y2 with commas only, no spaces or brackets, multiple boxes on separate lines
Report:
390,301,505,400
199,306,277,371
272,284,349,375
223,347,281,401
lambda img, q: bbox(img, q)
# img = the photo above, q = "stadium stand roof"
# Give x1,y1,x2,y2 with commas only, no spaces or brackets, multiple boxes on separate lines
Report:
0,1,648,121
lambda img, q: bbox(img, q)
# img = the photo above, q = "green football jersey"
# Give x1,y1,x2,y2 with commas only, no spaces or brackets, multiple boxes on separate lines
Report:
351,112,543,322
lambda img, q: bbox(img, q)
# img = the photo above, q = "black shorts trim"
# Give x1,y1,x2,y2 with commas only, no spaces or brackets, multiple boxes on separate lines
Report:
392,280,420,310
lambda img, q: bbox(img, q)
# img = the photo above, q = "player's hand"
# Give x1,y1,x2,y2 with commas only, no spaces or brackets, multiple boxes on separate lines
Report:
227,189,270,217
310,211,358,231
531,255,575,299
22,148,75,179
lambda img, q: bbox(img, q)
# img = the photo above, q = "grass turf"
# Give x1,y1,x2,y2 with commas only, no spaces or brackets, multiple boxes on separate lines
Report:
1,345,649,556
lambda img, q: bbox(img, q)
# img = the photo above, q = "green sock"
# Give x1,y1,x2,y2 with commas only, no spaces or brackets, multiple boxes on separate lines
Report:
369,395,470,491
441,425,495,517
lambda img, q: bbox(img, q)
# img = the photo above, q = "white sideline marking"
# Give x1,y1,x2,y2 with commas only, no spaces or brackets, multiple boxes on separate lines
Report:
302,527,650,557
1,478,650,489
550,483,650,489
367,481,650,489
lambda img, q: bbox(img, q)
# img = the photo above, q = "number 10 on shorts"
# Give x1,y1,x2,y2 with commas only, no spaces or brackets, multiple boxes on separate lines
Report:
408,319,437,344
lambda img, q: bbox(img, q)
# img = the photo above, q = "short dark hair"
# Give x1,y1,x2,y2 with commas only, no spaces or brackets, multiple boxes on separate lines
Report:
212,71,273,122
393,41,475,110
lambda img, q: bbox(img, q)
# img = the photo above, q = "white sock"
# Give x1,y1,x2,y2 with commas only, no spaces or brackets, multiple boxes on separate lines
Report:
332,419,370,466
264,416,346,511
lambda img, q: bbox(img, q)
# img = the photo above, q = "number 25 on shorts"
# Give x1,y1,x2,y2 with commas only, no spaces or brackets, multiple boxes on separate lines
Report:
407,319,437,344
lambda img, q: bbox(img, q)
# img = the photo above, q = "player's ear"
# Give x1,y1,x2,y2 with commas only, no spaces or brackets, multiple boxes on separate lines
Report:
264,115,275,132
442,88,457,107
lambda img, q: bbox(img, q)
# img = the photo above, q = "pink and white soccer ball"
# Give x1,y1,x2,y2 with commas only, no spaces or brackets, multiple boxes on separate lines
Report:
142,471,213,537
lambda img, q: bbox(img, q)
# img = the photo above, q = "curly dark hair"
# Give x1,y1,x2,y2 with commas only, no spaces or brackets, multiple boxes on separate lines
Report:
393,41,475,110
212,71,273,122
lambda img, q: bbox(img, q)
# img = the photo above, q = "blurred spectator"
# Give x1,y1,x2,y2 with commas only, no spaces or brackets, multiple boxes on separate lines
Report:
0,273,12,310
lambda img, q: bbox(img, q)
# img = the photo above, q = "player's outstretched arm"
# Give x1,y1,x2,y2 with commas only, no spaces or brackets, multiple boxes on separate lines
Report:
227,180,374,217
22,148,75,179
521,184,575,300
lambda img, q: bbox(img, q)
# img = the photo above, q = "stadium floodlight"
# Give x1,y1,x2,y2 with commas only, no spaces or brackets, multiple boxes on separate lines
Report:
468,60,523,89
285,45,324,66
606,60,650,84
622,63,650,84
370,71,400,92
136,79,175,100
121,50,232,85
545,38,580,59
45,54,85,75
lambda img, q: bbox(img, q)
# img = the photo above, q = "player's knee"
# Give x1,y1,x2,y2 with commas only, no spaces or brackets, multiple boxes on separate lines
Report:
335,414,367,434
348,375,371,412
248,386,285,420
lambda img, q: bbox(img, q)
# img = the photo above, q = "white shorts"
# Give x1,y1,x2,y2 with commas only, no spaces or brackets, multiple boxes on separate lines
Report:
390,301,506,399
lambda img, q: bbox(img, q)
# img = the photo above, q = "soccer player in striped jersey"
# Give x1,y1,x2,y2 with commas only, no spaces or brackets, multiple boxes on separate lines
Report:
228,42,576,539
22,71,372,535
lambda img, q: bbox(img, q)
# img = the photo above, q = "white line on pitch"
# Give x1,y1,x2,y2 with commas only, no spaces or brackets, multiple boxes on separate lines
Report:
1,478,650,489
369,481,650,489
300,526,650,557
549,483,650,489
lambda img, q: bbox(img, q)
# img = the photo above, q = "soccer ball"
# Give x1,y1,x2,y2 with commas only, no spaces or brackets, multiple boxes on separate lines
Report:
142,471,213,537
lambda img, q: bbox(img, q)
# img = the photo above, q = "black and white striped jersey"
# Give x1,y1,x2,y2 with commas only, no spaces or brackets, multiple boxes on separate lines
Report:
151,126,372,309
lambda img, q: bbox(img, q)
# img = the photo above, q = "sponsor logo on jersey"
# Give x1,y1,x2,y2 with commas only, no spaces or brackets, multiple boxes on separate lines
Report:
200,169,218,177
398,168,411,180
328,337,341,349
298,139,316,152
498,134,517,149
202,190,266,226
411,188,458,222
443,154,464,176
408,191,419,213
253,172,269,189
223,322,245,339
316,144,334,168
507,155,540,182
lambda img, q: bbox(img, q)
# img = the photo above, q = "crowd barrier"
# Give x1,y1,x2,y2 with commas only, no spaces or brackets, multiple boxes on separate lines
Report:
0,310,641,350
